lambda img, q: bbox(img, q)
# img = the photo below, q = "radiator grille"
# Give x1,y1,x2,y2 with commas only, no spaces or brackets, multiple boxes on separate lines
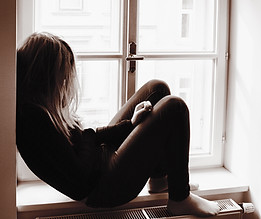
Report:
36,199,242,219
144,206,172,218
37,209,147,219
216,199,242,213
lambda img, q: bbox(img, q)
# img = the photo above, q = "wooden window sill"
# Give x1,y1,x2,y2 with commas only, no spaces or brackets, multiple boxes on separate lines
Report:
17,167,249,219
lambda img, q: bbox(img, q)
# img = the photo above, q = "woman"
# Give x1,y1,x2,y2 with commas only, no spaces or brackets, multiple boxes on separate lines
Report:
16,32,220,217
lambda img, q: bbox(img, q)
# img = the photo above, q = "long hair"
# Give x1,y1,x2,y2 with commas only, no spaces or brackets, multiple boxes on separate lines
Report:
17,32,81,143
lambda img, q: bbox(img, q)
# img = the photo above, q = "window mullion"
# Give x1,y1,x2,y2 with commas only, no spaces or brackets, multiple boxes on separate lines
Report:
76,54,123,60
140,53,219,60
127,0,138,100
120,0,129,107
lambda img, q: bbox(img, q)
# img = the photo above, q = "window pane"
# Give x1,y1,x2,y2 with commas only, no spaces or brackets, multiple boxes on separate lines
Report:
76,60,120,129
137,60,214,154
182,0,193,9
181,14,190,38
34,0,122,53
138,0,215,52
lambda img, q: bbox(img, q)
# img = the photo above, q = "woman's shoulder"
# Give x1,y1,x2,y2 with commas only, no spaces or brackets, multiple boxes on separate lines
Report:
16,103,54,134
17,103,46,117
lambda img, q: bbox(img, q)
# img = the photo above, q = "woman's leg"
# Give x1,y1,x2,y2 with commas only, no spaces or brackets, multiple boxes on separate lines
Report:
86,94,220,217
86,96,190,207
109,79,170,178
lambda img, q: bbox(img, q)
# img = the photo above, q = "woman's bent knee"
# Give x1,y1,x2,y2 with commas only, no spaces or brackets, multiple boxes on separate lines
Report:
161,96,189,114
147,79,171,96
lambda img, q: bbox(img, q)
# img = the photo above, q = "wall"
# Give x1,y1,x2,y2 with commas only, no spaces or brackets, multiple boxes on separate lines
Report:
225,0,261,218
0,0,17,218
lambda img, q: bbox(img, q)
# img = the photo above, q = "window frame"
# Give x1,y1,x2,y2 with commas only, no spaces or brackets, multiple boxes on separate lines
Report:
17,0,229,180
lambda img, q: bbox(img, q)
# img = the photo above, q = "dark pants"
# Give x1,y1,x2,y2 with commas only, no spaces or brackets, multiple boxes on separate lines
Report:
86,80,190,207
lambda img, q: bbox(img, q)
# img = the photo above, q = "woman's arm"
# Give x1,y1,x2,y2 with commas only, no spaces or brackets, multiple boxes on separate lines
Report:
95,101,152,147
96,119,134,146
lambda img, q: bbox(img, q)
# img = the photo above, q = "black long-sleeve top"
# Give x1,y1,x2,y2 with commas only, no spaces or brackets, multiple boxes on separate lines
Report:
16,104,134,201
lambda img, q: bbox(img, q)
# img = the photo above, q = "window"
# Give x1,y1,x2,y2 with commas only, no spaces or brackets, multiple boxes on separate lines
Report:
17,0,229,175
34,0,123,129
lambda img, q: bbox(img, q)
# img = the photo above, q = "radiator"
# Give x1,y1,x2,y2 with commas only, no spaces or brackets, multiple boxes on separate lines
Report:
36,199,250,219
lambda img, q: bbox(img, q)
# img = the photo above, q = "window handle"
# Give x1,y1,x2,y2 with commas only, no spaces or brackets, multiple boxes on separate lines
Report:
126,54,144,61
126,42,144,73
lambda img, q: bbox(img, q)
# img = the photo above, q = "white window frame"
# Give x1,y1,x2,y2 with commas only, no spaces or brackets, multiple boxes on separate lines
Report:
17,0,229,180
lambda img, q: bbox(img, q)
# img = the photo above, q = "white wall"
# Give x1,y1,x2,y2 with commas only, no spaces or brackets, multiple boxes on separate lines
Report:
0,0,17,218
225,1,261,218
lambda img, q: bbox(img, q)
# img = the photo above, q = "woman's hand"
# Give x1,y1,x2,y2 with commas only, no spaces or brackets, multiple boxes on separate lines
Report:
131,101,153,127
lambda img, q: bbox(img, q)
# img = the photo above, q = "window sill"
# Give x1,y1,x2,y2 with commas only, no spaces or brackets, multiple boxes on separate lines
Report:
17,167,249,218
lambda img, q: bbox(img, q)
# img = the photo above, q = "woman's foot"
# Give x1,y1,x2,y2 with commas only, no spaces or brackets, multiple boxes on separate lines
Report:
167,192,220,217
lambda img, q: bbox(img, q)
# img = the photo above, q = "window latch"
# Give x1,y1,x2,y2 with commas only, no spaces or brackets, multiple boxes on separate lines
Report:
126,42,144,73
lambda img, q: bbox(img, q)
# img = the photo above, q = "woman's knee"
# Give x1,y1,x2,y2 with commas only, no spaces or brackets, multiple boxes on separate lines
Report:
147,79,171,96
143,80,171,106
160,96,189,114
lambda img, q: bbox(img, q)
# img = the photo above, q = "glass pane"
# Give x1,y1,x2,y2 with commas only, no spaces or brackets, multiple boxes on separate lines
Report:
34,0,122,53
182,0,193,9
137,60,214,154
138,0,216,52
76,60,120,129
